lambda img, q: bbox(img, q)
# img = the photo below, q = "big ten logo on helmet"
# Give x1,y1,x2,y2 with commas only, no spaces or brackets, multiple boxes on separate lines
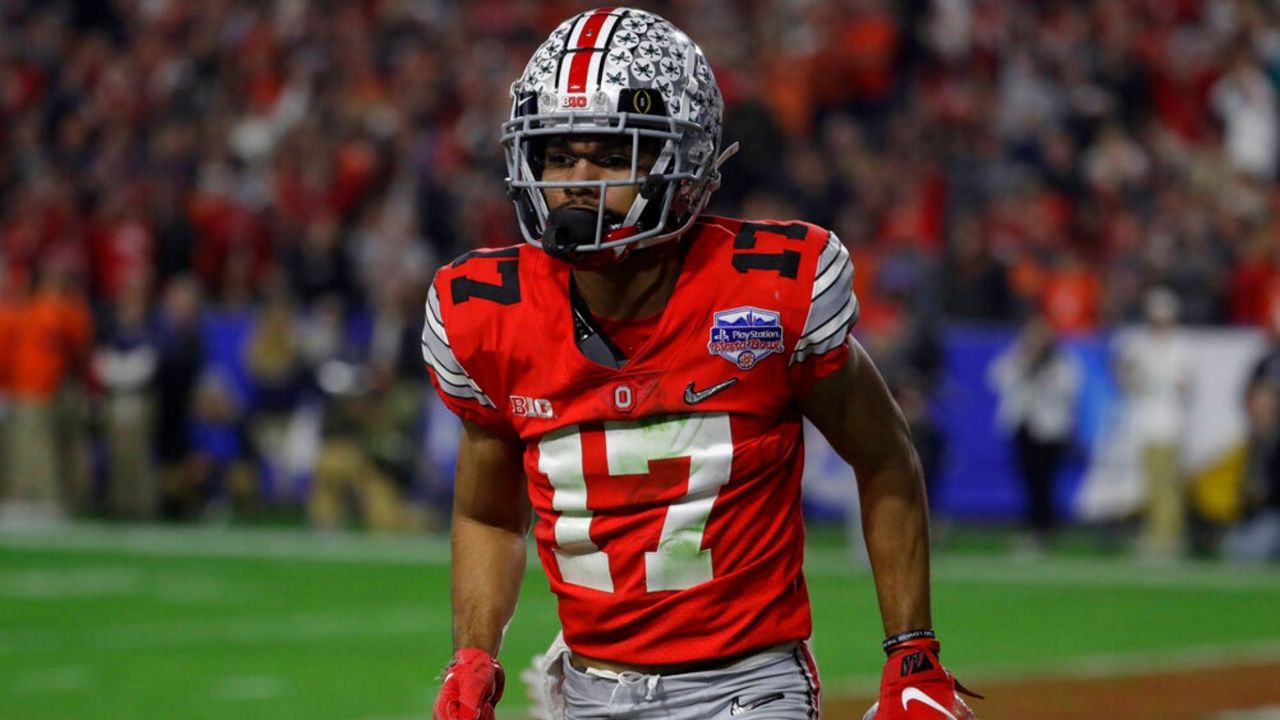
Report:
510,395,554,418
560,94,589,109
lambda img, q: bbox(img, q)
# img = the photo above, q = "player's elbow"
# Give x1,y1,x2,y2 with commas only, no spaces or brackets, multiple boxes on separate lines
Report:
853,424,927,502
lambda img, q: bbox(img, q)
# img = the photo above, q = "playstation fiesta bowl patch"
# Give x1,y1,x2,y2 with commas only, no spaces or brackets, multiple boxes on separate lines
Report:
707,306,784,369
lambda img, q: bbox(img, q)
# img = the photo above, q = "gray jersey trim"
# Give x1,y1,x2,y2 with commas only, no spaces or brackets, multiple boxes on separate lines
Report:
791,232,858,365
420,285,496,408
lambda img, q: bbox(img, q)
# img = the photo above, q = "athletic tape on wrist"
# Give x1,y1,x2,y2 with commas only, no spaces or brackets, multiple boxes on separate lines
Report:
882,629,936,654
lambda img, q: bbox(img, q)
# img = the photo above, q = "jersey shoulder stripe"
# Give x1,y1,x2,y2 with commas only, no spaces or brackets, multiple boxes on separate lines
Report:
420,283,496,408
791,231,858,365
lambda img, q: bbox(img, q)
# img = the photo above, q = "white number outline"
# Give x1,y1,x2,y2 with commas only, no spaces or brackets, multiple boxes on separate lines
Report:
538,413,733,593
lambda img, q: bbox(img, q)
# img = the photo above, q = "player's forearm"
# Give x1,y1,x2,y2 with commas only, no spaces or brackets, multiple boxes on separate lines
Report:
450,513,528,654
798,340,936,637
859,458,933,637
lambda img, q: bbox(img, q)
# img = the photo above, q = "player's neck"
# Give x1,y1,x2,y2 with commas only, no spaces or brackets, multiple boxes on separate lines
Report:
571,241,686,321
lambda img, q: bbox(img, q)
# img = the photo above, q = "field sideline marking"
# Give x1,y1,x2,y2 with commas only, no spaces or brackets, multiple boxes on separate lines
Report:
0,605,444,655
0,566,147,599
211,674,287,701
0,524,453,565
4,524,1280,592
9,665,93,694
804,550,1280,591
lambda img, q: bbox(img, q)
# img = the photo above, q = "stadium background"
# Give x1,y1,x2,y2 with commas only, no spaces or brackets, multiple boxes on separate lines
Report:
2,0,1280,718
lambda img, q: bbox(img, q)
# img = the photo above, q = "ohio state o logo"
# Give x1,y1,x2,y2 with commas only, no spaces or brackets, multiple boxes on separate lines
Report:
613,385,634,412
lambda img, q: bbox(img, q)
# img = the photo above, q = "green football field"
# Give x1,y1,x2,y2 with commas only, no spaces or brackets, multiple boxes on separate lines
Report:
3,523,1280,720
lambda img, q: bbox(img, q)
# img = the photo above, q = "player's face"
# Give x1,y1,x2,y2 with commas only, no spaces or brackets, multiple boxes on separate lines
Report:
541,135,656,222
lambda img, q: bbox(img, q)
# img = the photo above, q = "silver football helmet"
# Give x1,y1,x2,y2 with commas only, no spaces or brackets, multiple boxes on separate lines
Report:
500,7,734,262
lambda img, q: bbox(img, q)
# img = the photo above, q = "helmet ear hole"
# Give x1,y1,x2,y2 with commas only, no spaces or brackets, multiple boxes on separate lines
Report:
637,185,667,231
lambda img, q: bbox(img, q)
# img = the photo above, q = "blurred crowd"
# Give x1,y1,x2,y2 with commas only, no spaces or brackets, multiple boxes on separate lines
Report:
2,0,1280,538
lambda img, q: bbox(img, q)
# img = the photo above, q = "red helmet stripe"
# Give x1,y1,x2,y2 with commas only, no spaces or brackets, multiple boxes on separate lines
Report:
566,8,616,94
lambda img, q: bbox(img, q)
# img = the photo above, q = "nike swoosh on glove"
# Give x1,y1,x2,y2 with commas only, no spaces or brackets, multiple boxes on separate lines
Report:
862,638,980,720
434,648,505,720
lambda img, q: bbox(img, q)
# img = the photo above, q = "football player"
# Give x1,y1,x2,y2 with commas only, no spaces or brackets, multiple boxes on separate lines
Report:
425,7,977,719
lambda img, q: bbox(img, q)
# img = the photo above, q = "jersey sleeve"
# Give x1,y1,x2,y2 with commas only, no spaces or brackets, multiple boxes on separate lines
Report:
787,231,859,395
420,278,512,436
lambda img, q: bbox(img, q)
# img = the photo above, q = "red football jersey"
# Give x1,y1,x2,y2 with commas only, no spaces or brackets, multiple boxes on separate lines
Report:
422,216,859,665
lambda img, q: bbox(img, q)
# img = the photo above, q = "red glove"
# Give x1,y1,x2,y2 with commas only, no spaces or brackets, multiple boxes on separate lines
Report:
863,637,979,720
433,648,505,720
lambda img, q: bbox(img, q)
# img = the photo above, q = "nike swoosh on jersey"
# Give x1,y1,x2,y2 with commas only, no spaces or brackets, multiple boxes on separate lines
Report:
683,377,739,405
901,687,959,719
729,692,784,716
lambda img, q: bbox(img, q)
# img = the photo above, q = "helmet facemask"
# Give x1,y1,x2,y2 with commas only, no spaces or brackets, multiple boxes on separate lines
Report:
500,8,729,264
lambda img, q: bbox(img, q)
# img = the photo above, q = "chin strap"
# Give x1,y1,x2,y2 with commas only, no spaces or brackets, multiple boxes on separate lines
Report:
706,141,740,193
542,207,600,261
716,141,741,167
622,151,674,228
542,207,634,269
